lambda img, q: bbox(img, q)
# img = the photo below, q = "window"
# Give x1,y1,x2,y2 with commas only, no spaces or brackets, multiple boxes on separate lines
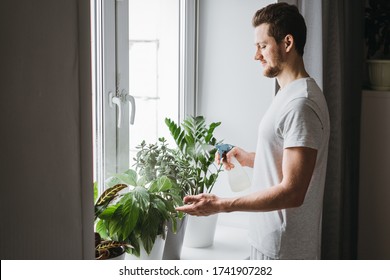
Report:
92,0,197,192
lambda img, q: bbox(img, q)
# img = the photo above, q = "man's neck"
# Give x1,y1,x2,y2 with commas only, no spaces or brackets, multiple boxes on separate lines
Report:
276,57,309,89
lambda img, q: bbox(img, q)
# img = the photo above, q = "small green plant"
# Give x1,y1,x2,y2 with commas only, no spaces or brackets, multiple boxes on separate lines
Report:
94,182,132,259
133,138,181,188
165,115,222,194
95,170,181,257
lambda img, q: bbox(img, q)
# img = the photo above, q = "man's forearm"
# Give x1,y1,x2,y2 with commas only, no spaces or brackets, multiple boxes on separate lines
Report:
244,152,256,168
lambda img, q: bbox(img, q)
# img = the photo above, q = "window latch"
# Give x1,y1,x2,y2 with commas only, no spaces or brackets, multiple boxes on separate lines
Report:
125,93,136,125
109,91,122,128
109,90,136,128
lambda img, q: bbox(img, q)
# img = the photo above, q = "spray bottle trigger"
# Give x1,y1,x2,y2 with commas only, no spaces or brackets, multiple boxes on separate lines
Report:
215,144,234,162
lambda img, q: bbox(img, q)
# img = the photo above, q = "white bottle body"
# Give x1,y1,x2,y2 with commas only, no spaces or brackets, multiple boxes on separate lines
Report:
227,156,251,192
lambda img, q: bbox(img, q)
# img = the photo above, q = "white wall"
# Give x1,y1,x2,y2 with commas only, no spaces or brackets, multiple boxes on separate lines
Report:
197,0,275,227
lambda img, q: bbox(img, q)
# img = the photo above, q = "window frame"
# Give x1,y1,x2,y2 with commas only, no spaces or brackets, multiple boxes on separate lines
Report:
92,0,199,193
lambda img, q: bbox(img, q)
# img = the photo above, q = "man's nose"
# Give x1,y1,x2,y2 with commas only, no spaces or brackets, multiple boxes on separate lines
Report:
254,49,262,60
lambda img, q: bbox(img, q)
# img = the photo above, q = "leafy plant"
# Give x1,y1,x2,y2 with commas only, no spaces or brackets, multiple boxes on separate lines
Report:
365,0,390,59
165,115,222,194
133,138,181,188
94,182,132,260
95,170,181,257
95,234,130,260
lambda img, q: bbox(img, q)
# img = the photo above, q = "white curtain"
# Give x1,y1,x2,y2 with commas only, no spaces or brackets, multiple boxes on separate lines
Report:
283,0,323,89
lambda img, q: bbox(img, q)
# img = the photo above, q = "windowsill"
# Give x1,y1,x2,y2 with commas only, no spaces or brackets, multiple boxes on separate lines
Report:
180,224,250,260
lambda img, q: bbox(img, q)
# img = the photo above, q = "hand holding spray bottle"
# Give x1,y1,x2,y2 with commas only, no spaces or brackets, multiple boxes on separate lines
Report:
216,144,251,192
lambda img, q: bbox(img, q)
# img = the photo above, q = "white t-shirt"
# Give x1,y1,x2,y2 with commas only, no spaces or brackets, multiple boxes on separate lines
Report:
248,77,330,259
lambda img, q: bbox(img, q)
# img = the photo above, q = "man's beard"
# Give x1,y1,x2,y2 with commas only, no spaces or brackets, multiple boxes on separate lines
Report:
262,48,283,78
263,65,281,77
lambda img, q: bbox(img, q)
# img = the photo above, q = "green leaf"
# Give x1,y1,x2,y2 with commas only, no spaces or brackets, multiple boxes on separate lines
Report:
108,219,122,238
126,232,140,257
177,130,186,152
148,180,158,193
184,134,195,151
151,196,168,215
121,195,139,239
140,207,162,255
96,220,109,239
95,184,127,207
114,169,138,186
170,216,177,234
99,204,121,220
157,176,172,192
205,122,221,142
132,186,150,211
93,182,98,204
94,184,127,220
142,235,155,255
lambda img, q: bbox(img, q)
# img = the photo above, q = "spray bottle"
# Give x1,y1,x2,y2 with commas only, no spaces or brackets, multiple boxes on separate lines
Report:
216,144,251,192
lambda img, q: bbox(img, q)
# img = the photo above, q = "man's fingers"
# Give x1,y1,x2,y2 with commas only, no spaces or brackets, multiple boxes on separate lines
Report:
175,204,192,212
183,195,199,204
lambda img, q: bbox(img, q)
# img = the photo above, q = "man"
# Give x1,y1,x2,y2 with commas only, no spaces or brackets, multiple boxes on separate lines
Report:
176,3,330,260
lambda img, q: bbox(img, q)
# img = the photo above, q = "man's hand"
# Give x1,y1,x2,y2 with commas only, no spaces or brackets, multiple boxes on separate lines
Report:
175,193,225,216
215,146,256,169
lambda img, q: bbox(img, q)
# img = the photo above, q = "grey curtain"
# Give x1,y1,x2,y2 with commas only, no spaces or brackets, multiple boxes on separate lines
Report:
283,0,364,259
321,0,364,260
0,0,94,259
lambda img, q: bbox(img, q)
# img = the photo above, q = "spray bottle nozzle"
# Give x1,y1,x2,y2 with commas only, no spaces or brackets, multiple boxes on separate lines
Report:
215,144,234,161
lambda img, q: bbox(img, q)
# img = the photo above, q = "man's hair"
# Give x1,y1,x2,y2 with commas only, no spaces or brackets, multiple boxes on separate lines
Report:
252,3,307,56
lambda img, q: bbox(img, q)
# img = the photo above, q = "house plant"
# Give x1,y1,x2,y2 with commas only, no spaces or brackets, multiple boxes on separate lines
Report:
165,115,223,247
94,182,132,260
96,169,180,259
165,115,222,195
365,0,390,90
132,138,187,259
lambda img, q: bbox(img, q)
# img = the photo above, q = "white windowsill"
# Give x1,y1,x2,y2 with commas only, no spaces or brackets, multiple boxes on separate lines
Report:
180,224,251,260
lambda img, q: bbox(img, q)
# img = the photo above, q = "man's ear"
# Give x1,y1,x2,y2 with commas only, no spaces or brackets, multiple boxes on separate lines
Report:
284,34,294,53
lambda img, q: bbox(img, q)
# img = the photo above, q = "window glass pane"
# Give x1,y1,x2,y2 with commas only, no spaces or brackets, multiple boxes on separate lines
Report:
129,41,158,98
128,0,180,167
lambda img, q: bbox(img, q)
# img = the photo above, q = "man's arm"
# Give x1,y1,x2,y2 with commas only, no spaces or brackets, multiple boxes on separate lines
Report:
176,146,317,216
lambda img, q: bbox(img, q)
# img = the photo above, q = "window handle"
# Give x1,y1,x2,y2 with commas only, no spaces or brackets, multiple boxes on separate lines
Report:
126,94,136,125
109,92,122,128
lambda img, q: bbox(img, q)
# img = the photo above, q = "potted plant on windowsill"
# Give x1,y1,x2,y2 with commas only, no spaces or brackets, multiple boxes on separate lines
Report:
94,183,133,260
165,115,223,248
96,169,181,259
132,138,186,259
165,116,222,195
365,0,390,90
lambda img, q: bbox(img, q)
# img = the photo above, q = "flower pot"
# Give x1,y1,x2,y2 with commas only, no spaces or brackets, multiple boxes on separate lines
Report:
109,248,126,260
96,247,126,260
367,60,390,91
183,214,218,248
125,235,166,260
162,215,188,259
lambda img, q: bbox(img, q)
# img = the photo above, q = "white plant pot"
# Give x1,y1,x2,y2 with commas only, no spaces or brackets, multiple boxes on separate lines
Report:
126,236,166,260
367,60,390,91
183,214,218,248
162,216,188,260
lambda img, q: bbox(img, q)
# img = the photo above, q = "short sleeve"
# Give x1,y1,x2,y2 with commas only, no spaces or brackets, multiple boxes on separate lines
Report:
276,98,324,150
